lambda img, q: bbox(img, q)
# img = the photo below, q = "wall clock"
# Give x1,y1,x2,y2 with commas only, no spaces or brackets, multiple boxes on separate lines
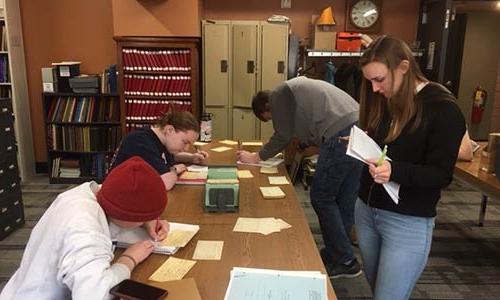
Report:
345,0,382,33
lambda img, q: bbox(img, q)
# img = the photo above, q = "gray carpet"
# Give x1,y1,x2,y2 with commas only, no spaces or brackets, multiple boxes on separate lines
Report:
1,176,500,299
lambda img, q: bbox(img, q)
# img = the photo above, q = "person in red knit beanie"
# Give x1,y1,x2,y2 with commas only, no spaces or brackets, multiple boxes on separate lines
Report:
1,156,170,299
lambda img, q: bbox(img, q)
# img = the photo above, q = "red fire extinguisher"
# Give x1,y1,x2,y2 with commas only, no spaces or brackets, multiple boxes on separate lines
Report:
471,85,487,124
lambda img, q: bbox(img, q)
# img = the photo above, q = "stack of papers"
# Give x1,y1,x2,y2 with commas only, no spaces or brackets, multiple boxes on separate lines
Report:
237,157,284,168
346,125,400,204
115,223,200,255
224,267,328,300
259,186,286,199
268,176,289,185
233,217,291,235
177,171,208,185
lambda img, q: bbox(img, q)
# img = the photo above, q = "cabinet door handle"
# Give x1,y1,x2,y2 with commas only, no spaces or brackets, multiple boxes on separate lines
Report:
1,208,7,213
220,60,228,73
2,108,7,112
277,61,285,74
4,226,10,232
247,60,255,74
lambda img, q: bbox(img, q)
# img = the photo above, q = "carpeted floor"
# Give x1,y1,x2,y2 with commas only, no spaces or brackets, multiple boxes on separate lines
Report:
1,175,500,299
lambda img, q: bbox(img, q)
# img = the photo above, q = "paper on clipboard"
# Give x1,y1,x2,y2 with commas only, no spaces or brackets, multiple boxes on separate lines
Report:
346,125,400,204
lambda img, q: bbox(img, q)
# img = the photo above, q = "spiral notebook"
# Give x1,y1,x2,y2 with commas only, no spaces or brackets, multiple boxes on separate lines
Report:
115,223,200,255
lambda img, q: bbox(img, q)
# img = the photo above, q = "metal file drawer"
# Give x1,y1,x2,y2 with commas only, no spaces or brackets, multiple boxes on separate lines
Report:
0,197,24,240
0,123,16,154
0,98,14,124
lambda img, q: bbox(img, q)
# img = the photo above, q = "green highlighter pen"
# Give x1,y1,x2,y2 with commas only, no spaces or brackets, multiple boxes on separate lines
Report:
377,145,388,167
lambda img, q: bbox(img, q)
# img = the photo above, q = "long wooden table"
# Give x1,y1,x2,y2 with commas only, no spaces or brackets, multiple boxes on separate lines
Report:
129,141,336,299
454,143,500,226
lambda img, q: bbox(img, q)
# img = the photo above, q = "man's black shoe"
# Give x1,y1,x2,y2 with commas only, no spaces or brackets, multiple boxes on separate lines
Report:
328,259,363,279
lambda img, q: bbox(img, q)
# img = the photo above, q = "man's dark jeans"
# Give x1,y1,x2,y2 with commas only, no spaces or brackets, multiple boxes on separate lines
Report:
310,124,363,267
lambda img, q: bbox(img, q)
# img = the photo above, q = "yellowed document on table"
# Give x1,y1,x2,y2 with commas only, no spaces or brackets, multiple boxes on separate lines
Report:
211,146,233,152
233,217,291,235
161,230,198,248
237,170,254,178
268,176,289,185
219,139,239,145
192,240,224,260
149,257,196,282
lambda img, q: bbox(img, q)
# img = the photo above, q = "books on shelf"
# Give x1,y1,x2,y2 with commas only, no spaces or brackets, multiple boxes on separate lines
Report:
122,48,191,72
51,154,112,179
115,222,200,255
48,125,121,152
124,99,191,121
47,96,120,123
123,74,191,97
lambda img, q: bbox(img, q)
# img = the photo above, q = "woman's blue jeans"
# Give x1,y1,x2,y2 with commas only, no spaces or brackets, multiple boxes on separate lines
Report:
355,198,435,300
310,124,363,267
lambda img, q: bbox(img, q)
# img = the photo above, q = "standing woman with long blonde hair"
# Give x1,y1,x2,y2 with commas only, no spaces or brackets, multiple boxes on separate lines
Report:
355,36,466,299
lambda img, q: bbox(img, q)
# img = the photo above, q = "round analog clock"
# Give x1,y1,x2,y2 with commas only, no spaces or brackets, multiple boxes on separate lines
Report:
346,0,382,33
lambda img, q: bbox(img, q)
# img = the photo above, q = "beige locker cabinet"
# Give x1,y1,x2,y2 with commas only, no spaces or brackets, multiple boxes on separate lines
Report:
232,108,256,140
202,20,288,140
205,107,229,140
259,22,289,140
232,23,258,108
202,21,230,107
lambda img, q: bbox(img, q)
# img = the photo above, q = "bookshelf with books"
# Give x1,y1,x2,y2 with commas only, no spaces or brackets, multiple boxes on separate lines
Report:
43,93,122,184
114,36,200,134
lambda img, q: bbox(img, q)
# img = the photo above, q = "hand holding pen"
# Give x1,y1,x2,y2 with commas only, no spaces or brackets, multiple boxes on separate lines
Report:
367,145,391,184
193,145,209,165
145,219,170,243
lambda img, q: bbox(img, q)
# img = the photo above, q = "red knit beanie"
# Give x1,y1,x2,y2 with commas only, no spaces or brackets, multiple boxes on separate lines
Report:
97,156,167,222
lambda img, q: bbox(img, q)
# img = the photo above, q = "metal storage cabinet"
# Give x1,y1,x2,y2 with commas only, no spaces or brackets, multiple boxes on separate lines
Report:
202,20,288,141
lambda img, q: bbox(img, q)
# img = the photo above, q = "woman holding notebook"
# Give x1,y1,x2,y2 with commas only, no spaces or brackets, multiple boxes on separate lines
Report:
355,36,466,299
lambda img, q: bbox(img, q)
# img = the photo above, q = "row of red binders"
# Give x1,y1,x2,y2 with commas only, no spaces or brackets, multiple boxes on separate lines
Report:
124,74,191,97
125,99,192,121
122,48,191,71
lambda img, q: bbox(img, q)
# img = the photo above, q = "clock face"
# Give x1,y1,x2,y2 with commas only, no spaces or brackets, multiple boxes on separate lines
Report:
351,0,379,29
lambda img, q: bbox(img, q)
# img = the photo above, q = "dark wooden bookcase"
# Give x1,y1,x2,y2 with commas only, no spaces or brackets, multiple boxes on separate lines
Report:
114,36,200,134
42,92,121,184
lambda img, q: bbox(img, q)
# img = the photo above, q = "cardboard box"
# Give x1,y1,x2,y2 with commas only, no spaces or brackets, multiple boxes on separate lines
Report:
336,32,362,51
41,67,55,93
312,25,336,50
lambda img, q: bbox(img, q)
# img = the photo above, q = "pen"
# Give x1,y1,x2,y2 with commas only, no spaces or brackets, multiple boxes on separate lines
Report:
154,218,160,244
377,145,388,167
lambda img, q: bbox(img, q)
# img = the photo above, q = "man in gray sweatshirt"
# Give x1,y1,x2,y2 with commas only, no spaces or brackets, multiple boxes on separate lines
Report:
237,76,363,278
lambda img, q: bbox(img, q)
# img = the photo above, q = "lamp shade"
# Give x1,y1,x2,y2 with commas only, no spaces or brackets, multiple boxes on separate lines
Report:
317,7,336,25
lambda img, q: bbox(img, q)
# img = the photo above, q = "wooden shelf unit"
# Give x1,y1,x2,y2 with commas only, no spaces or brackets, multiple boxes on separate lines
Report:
114,36,201,134
42,92,122,184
